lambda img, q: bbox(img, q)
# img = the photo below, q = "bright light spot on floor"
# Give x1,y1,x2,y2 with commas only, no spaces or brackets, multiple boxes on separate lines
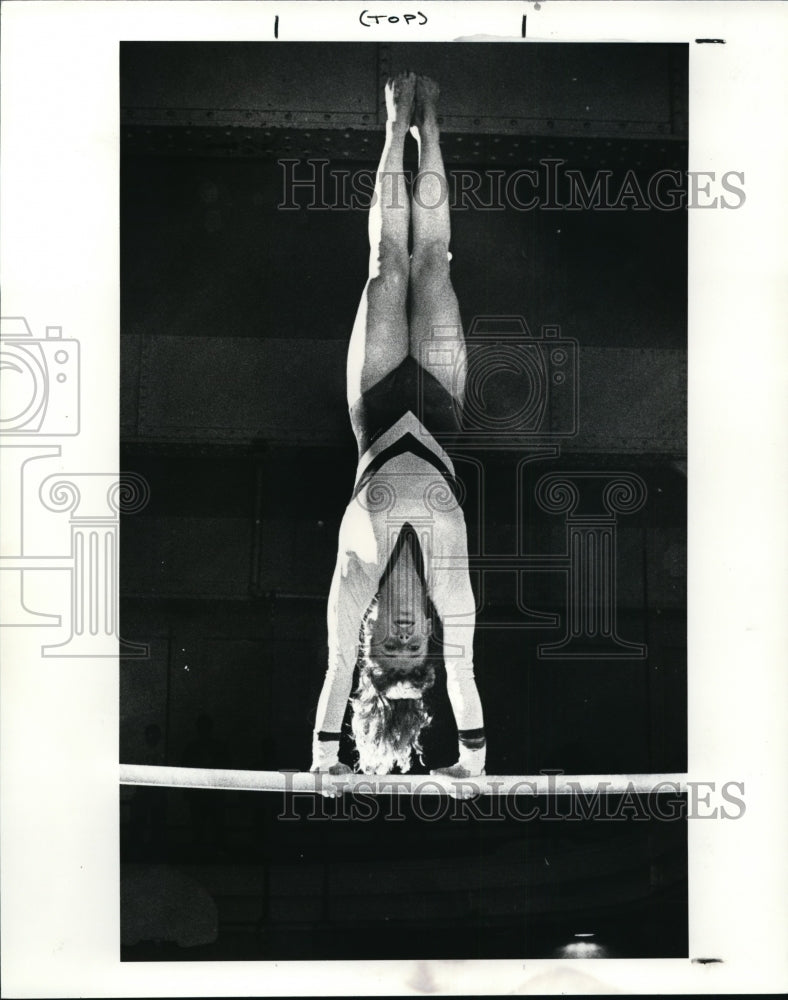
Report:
556,933,609,958
559,941,606,958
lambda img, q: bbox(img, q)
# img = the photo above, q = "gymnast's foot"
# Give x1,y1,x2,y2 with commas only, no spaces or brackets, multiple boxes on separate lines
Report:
385,71,416,133
414,75,440,138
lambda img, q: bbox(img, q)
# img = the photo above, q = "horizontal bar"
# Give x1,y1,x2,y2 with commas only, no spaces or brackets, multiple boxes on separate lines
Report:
120,764,687,796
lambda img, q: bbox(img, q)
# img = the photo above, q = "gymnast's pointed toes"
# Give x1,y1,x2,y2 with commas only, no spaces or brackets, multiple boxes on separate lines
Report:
417,74,440,105
385,71,417,126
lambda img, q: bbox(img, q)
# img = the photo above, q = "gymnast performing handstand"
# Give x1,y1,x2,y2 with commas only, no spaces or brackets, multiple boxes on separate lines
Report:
311,73,485,781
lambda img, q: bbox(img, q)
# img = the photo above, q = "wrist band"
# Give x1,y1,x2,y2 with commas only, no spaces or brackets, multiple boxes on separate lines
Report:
458,727,486,750
457,728,486,773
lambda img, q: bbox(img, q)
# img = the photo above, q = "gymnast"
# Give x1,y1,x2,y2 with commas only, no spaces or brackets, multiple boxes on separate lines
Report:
311,73,485,785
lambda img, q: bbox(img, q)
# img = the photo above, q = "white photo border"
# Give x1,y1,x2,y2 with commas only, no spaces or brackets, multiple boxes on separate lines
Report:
1,1,787,995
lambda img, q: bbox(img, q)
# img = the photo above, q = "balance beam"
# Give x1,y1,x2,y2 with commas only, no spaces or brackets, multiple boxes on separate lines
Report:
120,764,687,796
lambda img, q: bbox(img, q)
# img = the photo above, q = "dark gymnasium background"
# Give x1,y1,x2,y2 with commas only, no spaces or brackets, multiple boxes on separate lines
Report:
119,42,688,961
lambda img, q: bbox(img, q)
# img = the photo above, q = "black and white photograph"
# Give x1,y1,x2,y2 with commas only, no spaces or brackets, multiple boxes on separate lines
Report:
1,2,787,996
118,39,690,962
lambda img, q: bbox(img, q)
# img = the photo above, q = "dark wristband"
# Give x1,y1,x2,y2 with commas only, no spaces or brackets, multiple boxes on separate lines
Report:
458,727,486,749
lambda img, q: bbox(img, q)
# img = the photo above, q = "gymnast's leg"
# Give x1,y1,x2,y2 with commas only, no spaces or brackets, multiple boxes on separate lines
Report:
409,76,467,406
346,72,415,408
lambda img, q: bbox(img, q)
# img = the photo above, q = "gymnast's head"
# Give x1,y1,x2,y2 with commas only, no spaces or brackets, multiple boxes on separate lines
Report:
350,594,438,774
367,586,432,664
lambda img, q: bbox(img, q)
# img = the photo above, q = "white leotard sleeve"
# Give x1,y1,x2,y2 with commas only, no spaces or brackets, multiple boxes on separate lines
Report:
313,548,378,735
429,512,485,733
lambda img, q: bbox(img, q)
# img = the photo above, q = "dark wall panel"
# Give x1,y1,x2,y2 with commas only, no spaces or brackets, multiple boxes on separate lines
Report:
121,156,687,352
121,43,380,117
121,42,683,138
122,335,685,453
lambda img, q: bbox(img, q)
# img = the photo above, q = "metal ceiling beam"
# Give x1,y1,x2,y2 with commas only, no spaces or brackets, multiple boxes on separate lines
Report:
121,122,687,168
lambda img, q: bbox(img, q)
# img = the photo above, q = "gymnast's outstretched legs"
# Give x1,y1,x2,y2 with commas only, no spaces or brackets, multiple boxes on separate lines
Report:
346,72,415,407
409,76,467,405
